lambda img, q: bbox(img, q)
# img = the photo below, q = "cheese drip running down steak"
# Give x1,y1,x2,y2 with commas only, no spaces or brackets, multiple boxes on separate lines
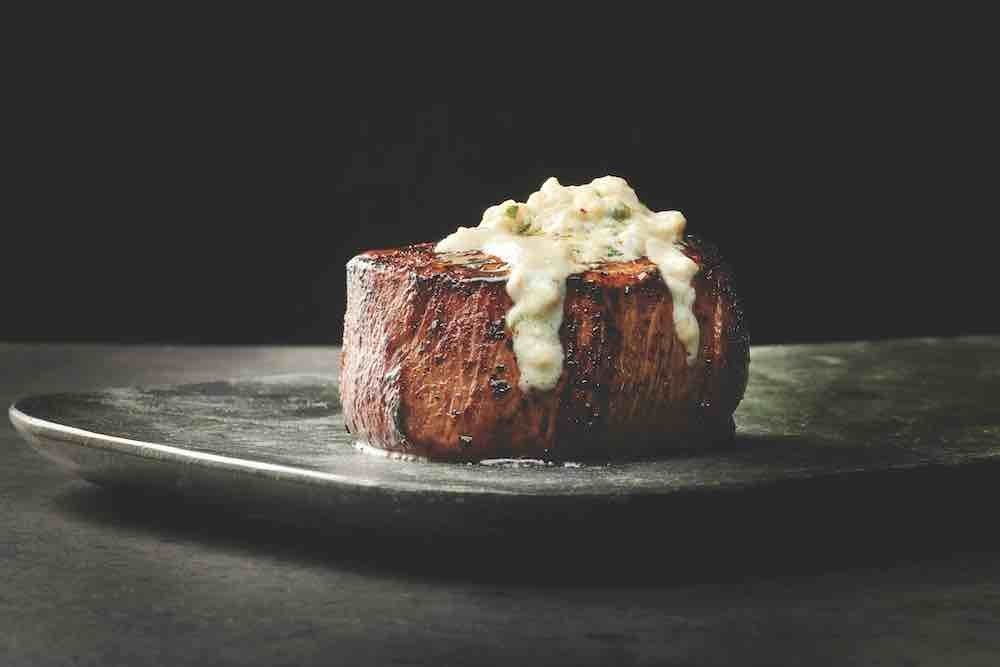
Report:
436,176,700,391
340,176,749,461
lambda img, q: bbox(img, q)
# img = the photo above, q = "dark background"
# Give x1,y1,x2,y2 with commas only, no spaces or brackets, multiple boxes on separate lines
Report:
5,13,995,346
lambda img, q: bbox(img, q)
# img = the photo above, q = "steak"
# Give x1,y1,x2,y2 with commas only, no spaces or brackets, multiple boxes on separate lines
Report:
340,235,749,461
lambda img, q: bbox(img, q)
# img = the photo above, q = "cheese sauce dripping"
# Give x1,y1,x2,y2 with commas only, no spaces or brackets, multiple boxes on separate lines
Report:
435,176,699,392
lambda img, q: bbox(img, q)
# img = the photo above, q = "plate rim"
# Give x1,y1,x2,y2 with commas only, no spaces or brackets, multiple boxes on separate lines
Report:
9,402,495,496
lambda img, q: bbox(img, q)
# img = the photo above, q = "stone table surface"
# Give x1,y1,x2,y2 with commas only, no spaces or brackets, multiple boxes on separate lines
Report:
2,340,1000,666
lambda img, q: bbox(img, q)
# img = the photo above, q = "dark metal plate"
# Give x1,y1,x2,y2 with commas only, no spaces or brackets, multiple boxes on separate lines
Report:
9,338,1000,534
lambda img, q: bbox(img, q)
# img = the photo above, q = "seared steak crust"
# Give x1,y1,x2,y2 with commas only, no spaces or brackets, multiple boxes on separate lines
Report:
340,235,748,461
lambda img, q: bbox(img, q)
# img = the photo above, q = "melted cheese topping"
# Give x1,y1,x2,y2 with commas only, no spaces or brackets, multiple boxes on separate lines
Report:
435,176,699,392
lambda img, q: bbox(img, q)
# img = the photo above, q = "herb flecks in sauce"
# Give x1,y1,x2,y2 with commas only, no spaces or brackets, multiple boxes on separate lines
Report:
611,203,632,221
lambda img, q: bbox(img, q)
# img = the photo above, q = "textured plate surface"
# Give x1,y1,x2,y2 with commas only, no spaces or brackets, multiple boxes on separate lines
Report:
9,338,1000,533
